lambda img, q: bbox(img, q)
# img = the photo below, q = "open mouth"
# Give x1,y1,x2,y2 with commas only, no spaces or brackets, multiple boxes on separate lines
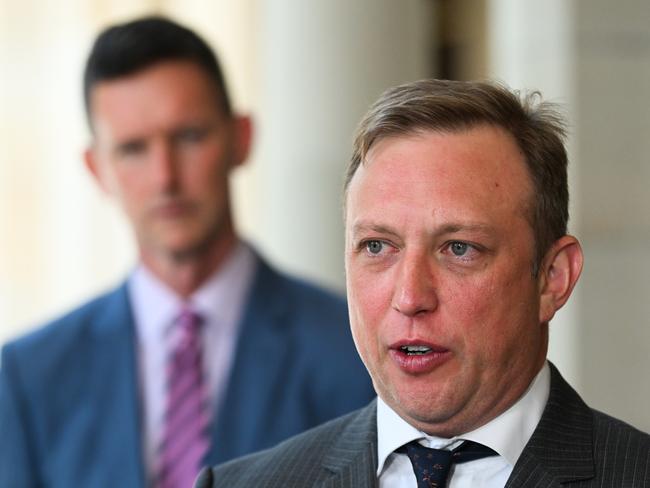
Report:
400,345,433,356
390,341,450,373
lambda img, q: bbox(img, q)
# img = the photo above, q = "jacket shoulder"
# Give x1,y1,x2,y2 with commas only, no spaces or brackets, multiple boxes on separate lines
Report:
592,408,650,444
591,408,650,479
1,285,129,381
209,410,360,487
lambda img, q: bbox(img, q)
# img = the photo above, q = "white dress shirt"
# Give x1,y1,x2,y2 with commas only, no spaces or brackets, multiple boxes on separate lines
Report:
377,362,551,487
128,241,257,483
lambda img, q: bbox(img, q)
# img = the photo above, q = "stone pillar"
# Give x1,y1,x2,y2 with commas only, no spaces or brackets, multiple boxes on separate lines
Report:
241,0,434,290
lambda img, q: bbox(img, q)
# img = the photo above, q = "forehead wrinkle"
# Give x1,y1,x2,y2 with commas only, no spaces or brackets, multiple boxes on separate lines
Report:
435,222,497,237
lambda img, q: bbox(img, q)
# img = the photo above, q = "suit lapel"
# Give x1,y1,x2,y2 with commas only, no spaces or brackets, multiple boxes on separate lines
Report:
313,364,596,488
89,285,145,487
207,258,290,463
505,362,594,488
318,401,379,488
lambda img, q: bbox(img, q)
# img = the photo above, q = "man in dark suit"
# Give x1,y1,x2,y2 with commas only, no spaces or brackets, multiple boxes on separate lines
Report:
197,80,650,487
0,16,374,488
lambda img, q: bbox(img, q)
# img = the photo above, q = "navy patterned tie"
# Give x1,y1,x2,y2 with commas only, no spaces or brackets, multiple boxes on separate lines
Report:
399,439,498,487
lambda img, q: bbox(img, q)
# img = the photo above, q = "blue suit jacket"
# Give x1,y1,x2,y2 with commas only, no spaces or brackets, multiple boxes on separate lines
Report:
0,257,375,487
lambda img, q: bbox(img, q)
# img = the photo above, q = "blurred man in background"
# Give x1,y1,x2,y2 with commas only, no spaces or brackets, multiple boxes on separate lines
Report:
0,16,373,488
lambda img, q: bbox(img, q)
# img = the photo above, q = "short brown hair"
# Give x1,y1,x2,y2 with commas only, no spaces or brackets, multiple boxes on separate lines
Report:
345,79,569,274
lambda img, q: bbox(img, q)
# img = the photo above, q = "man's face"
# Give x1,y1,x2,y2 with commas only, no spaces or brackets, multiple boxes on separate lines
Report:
85,60,249,262
345,125,548,437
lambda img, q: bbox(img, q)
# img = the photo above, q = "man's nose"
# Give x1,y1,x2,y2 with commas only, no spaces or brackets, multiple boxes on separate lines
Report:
391,251,438,317
150,140,179,191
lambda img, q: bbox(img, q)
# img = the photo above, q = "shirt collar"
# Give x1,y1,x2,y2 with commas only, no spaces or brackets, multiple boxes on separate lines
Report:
376,361,550,475
129,264,181,345
191,241,256,329
128,241,257,342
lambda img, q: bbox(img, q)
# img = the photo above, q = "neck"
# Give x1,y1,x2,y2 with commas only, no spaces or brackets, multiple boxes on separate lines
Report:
140,235,238,298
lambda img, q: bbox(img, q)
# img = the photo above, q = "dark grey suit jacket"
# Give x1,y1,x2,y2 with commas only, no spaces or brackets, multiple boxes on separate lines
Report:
197,363,650,487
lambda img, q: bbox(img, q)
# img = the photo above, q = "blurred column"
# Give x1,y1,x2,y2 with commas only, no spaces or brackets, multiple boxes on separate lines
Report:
239,0,434,291
0,1,136,344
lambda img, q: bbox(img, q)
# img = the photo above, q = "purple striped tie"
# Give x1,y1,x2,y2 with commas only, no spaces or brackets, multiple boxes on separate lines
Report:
157,308,211,488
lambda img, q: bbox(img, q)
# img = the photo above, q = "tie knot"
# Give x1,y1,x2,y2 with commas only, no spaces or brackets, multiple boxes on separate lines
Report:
176,307,202,348
398,440,497,487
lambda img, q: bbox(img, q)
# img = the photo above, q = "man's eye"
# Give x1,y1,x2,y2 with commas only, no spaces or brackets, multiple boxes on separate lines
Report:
450,241,469,256
177,127,206,143
117,141,146,157
365,240,384,255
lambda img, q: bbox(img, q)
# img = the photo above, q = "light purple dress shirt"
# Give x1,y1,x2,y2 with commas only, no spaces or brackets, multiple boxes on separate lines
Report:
128,242,257,484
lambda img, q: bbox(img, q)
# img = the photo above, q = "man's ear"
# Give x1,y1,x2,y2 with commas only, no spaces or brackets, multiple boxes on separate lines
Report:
84,146,111,195
538,235,584,323
231,115,253,167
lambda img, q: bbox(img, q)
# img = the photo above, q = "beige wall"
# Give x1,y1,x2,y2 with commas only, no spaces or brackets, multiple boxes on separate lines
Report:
574,0,650,432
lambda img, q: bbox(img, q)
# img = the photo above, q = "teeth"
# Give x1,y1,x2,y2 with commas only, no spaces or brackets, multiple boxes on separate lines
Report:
401,345,432,355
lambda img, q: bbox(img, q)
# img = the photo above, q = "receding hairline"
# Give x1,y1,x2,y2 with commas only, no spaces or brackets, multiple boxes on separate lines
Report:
343,123,536,223
344,121,528,194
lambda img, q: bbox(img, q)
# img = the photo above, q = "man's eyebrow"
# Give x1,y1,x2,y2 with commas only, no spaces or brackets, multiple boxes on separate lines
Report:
350,221,497,239
349,222,400,239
